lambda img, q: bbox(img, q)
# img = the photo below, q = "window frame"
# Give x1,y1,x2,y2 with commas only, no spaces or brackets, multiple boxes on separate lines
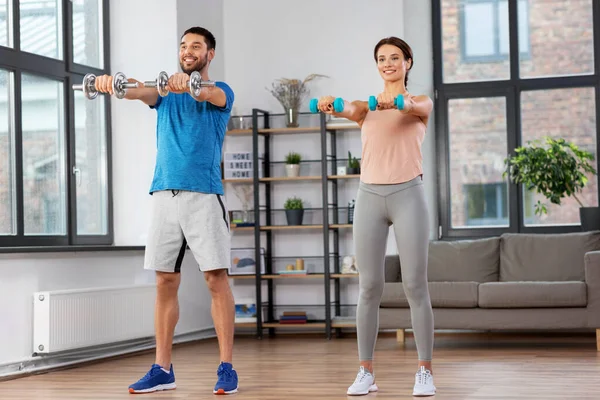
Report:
459,0,531,63
0,0,113,248
433,0,600,240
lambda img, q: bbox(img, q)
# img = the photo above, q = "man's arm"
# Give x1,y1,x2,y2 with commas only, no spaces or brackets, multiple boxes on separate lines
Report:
190,86,227,108
124,81,160,107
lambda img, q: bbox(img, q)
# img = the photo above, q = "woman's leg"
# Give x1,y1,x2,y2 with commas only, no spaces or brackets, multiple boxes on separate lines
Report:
387,178,436,395
388,179,433,363
347,183,390,395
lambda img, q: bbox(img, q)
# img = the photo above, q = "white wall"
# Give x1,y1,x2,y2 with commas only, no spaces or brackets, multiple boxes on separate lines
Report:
0,0,216,374
220,0,437,316
177,0,225,82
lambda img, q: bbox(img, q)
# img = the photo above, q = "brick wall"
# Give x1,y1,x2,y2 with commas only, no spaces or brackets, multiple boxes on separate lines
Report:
442,0,597,227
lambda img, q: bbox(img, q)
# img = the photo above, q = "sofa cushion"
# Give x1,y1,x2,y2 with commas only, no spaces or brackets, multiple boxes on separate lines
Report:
499,231,600,282
427,237,500,282
478,282,587,308
381,282,478,308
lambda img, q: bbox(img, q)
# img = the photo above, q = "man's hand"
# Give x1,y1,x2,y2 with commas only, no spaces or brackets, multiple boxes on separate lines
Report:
167,73,190,94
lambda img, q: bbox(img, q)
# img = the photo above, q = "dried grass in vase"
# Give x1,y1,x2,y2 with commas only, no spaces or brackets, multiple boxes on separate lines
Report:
267,74,328,112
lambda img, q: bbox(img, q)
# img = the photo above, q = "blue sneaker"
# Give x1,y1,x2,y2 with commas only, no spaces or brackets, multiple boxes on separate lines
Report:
213,362,238,394
128,364,176,394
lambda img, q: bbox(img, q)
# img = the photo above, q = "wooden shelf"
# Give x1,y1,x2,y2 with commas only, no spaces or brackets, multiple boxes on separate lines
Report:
229,273,358,280
263,273,321,279
261,225,323,230
264,322,326,328
330,273,359,278
231,226,254,231
233,225,352,231
223,178,253,183
259,176,321,182
226,129,252,136
331,320,356,328
328,175,360,180
329,224,353,229
259,127,321,135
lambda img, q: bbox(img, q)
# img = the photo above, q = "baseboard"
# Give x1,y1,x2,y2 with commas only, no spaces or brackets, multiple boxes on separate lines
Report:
0,327,216,381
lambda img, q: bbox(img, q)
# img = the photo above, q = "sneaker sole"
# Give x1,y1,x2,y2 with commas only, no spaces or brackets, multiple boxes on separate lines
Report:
413,388,436,396
213,387,238,395
128,383,176,394
347,383,378,396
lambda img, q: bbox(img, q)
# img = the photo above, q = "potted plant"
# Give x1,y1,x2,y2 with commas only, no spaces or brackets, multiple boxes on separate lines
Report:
347,151,361,175
285,152,302,177
284,196,304,226
503,136,599,230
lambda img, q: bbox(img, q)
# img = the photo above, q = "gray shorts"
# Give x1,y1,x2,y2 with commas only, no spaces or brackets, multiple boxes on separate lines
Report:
144,190,231,273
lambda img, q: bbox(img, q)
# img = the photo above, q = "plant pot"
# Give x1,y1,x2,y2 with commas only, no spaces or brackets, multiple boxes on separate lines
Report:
580,207,600,231
285,209,304,226
347,167,360,175
285,164,300,177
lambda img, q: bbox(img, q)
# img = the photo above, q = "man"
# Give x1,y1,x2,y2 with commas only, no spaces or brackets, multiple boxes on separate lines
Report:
94,27,238,395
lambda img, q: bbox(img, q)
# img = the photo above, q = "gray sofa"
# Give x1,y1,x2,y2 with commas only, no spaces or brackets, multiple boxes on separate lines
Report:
379,231,600,350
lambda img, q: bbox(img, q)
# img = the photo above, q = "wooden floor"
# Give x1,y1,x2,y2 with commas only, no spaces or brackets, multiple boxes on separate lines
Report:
1,332,600,399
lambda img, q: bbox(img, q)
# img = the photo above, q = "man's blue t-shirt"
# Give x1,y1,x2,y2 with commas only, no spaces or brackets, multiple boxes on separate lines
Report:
149,81,234,196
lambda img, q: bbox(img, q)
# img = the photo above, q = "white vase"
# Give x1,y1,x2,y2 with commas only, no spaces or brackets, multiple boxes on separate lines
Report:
285,164,300,177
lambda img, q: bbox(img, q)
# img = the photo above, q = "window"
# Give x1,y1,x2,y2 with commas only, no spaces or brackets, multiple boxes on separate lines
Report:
461,0,530,63
0,0,111,247
434,0,599,238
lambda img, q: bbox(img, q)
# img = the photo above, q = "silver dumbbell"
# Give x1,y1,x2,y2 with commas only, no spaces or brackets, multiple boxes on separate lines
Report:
72,72,139,100
188,71,216,97
143,71,169,97
144,71,216,97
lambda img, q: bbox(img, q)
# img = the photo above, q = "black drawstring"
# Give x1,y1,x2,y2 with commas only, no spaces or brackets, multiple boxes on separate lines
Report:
171,190,179,197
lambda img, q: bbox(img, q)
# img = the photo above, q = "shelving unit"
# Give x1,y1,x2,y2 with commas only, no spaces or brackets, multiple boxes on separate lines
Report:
225,109,361,339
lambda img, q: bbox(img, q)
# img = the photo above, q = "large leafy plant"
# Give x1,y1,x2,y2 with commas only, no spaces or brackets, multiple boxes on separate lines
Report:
503,137,597,216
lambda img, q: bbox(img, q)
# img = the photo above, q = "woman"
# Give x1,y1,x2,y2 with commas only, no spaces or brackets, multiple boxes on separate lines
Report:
317,36,435,397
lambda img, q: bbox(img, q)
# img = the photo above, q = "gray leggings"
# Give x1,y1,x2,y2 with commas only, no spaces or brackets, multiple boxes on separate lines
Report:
353,176,434,361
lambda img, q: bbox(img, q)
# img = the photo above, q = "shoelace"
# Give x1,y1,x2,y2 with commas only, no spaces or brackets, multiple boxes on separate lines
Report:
142,365,163,381
217,366,234,382
416,367,432,385
354,367,371,384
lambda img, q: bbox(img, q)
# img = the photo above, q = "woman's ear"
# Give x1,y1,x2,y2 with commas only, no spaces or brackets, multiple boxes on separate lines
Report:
406,58,413,70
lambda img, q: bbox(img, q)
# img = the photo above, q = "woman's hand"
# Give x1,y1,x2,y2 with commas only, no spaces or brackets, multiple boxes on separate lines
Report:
376,92,397,110
318,95,336,114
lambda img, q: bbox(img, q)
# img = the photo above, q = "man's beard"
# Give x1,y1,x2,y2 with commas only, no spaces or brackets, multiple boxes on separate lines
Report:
180,54,208,75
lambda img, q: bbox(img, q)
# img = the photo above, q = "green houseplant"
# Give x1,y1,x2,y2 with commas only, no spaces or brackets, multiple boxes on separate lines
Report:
284,196,304,226
503,136,598,230
347,151,360,175
284,152,302,178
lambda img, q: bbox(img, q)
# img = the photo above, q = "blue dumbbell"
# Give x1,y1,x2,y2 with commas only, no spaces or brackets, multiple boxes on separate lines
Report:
368,95,405,111
309,97,345,113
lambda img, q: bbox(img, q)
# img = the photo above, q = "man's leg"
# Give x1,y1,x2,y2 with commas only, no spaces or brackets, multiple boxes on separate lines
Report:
129,190,185,394
180,191,238,394
204,269,235,363
155,271,182,368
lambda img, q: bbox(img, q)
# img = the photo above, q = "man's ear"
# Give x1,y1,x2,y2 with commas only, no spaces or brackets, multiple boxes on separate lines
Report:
208,48,215,62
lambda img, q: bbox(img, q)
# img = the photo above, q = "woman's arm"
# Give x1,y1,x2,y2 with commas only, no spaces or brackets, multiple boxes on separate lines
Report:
402,95,433,118
334,100,369,124
318,97,370,125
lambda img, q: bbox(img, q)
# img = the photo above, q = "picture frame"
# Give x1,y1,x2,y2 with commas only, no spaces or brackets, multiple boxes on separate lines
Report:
229,247,266,275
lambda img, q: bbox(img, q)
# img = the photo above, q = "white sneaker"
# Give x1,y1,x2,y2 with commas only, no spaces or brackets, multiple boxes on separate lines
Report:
346,366,378,396
413,366,436,396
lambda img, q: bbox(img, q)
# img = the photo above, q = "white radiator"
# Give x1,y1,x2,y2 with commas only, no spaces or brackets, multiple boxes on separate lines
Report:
33,284,156,354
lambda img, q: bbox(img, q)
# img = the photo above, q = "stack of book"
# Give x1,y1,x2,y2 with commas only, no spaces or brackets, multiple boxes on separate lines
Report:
279,311,307,324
